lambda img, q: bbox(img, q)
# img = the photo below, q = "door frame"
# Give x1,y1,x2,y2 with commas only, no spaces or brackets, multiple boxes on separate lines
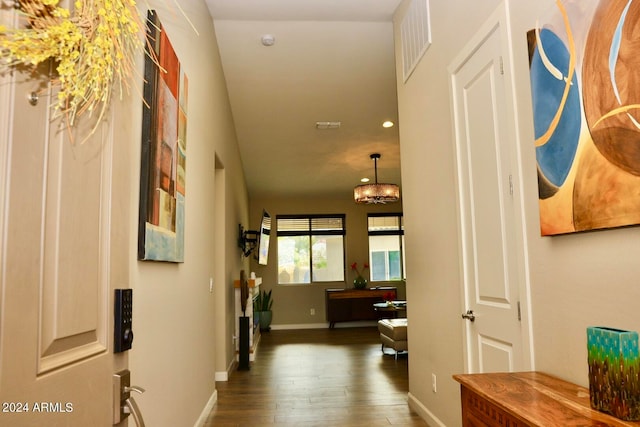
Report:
448,0,535,373
214,154,230,381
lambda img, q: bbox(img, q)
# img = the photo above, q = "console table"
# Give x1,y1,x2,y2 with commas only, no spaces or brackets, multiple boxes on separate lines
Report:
453,371,640,426
325,287,396,328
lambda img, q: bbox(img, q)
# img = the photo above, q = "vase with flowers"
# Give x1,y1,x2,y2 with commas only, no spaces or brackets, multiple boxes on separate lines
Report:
350,262,369,289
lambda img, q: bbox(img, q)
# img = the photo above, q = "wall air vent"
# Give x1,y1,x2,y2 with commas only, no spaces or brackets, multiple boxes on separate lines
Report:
400,0,432,83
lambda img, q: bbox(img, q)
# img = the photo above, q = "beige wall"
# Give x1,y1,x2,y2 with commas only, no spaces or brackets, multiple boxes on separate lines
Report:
126,1,249,425
394,0,640,426
249,195,405,327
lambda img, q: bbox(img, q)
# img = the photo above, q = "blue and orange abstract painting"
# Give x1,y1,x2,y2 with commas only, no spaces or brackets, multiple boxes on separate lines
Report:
528,0,640,235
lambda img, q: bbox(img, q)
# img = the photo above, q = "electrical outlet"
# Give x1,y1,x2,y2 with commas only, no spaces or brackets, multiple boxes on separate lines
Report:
432,373,437,393
310,308,315,315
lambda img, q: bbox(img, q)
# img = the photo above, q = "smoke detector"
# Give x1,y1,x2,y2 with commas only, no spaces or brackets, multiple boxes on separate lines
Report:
261,34,275,46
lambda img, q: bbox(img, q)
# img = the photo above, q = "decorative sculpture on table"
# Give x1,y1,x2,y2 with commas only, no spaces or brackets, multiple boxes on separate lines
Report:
240,270,249,314
587,326,640,420
238,270,250,370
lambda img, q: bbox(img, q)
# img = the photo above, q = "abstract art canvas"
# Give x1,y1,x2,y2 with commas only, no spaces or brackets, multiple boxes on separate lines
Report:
138,10,187,261
527,0,640,235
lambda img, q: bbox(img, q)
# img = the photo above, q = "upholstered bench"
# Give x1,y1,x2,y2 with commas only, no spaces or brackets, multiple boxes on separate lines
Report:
378,318,408,359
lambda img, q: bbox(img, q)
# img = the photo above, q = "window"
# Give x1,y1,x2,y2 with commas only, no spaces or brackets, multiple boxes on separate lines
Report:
277,215,345,284
368,214,405,281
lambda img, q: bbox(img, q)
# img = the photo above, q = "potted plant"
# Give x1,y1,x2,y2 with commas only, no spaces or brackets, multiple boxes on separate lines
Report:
254,289,273,332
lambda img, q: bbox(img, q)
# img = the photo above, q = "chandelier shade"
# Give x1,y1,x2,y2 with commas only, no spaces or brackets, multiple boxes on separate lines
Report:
354,153,400,204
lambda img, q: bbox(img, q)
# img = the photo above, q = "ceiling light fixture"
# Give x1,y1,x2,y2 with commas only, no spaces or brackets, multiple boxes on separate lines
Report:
382,120,394,128
354,153,400,204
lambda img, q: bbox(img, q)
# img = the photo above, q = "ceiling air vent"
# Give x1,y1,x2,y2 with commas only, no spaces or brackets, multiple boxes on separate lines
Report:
400,0,432,83
315,121,341,130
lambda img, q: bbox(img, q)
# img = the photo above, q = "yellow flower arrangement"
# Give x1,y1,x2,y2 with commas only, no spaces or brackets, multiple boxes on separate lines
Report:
0,0,145,138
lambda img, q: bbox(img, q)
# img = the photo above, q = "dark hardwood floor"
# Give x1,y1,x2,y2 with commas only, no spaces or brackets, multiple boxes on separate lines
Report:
204,327,428,426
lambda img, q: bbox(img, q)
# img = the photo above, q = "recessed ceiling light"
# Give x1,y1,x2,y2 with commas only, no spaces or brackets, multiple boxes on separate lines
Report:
360,178,370,183
382,120,394,128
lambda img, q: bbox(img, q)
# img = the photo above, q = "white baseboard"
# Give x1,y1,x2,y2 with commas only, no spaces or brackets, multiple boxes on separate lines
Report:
407,392,446,427
193,389,217,427
270,321,378,330
215,357,237,382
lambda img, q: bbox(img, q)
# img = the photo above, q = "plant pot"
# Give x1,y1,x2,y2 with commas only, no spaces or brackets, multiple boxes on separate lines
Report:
258,310,272,332
353,276,367,289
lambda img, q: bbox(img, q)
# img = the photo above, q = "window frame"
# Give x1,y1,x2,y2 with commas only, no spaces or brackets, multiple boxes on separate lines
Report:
367,213,405,282
276,214,346,285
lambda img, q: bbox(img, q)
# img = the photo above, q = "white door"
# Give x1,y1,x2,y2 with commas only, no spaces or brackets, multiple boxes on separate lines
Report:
0,9,132,426
450,2,528,373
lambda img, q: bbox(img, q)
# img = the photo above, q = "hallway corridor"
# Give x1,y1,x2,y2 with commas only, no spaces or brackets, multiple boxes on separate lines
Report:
204,327,427,426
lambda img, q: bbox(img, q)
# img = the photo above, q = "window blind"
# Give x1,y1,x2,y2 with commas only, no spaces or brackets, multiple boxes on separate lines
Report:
277,215,345,236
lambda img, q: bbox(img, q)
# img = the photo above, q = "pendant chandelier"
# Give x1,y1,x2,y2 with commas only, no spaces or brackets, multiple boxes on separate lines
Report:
354,153,400,204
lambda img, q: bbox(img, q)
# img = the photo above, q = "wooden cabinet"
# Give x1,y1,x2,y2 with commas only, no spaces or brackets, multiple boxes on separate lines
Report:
453,372,640,426
325,287,396,328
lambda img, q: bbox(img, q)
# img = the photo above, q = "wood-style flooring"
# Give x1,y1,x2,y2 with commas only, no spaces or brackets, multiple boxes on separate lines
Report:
204,327,428,426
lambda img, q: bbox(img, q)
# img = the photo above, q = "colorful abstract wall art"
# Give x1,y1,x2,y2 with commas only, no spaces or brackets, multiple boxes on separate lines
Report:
138,10,188,262
528,0,640,235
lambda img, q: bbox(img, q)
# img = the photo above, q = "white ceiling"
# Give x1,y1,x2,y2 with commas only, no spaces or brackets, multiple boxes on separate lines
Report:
206,0,403,199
